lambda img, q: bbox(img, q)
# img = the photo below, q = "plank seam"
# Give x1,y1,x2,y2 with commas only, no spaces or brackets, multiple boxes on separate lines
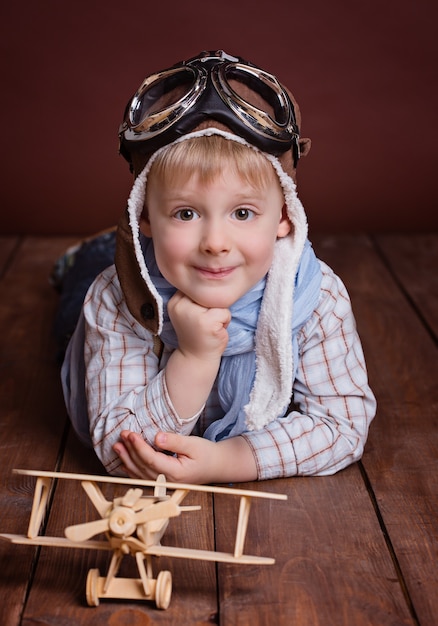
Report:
19,420,71,622
370,235,437,346
358,461,420,626
0,236,23,281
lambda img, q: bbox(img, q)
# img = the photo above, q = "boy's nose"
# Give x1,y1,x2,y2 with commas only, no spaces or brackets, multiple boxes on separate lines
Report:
200,221,231,255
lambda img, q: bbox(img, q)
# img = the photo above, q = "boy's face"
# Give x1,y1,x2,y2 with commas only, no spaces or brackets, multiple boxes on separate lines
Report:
140,165,290,309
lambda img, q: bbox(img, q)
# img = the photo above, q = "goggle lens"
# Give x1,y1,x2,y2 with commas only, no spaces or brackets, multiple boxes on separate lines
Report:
130,68,199,129
219,64,290,128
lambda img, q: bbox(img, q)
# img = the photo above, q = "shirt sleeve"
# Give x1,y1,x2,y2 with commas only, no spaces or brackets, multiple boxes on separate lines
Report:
83,266,200,474
241,262,377,479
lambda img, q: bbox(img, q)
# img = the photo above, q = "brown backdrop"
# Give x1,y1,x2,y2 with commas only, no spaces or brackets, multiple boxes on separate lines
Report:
1,0,437,235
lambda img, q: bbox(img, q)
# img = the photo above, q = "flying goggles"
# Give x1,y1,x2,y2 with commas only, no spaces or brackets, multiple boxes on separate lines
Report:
119,50,300,166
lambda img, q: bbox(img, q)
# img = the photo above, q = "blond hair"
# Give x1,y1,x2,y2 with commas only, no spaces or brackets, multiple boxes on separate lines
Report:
147,134,281,190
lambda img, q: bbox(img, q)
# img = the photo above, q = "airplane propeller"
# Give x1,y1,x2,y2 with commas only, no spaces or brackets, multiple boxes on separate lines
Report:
81,480,112,517
65,488,181,543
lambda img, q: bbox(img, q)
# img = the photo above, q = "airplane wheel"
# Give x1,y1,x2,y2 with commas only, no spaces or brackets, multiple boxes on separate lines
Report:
86,568,100,606
155,570,172,609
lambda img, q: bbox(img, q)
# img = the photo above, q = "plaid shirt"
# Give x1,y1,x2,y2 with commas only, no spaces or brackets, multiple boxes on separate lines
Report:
82,261,376,478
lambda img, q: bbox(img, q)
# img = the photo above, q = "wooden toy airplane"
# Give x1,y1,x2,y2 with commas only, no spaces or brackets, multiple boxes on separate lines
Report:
0,469,287,609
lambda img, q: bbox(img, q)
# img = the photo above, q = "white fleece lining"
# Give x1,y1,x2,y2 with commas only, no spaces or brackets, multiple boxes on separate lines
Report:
125,128,308,430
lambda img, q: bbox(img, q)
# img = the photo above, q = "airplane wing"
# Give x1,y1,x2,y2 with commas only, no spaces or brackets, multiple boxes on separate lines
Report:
0,534,274,565
0,533,111,551
145,544,275,565
12,469,287,501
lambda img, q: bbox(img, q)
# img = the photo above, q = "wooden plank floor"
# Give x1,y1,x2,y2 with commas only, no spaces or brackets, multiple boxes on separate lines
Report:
0,234,436,625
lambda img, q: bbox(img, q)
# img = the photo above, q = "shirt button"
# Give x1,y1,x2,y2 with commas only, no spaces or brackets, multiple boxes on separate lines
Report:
140,303,155,320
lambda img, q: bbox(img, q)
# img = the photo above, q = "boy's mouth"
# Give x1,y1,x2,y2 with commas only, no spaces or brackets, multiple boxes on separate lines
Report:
195,266,236,279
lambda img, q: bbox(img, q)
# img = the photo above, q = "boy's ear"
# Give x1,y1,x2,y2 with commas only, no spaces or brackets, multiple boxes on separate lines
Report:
299,137,311,157
139,209,152,237
277,204,292,238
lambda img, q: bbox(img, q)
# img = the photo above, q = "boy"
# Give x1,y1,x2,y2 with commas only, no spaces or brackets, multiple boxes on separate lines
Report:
62,50,376,483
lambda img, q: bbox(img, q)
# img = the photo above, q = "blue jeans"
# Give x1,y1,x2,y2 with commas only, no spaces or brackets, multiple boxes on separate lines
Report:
53,230,116,357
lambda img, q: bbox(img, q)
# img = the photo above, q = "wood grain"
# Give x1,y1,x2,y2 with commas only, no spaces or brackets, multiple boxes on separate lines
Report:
215,470,413,626
313,234,438,626
0,237,76,626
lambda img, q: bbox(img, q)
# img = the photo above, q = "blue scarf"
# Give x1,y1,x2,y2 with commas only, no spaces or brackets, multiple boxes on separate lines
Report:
143,237,321,441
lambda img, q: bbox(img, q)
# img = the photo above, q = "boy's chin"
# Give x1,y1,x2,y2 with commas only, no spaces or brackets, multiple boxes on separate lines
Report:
193,299,234,310
187,283,261,310
190,293,240,310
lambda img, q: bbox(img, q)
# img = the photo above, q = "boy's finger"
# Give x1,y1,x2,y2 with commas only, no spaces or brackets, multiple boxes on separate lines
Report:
154,431,192,457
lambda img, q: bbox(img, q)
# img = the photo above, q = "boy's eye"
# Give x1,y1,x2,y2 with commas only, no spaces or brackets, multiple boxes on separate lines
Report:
174,208,199,221
233,208,254,221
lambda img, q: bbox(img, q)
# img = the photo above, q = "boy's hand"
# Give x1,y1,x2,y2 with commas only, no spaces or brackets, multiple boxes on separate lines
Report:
168,291,231,362
113,430,257,484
